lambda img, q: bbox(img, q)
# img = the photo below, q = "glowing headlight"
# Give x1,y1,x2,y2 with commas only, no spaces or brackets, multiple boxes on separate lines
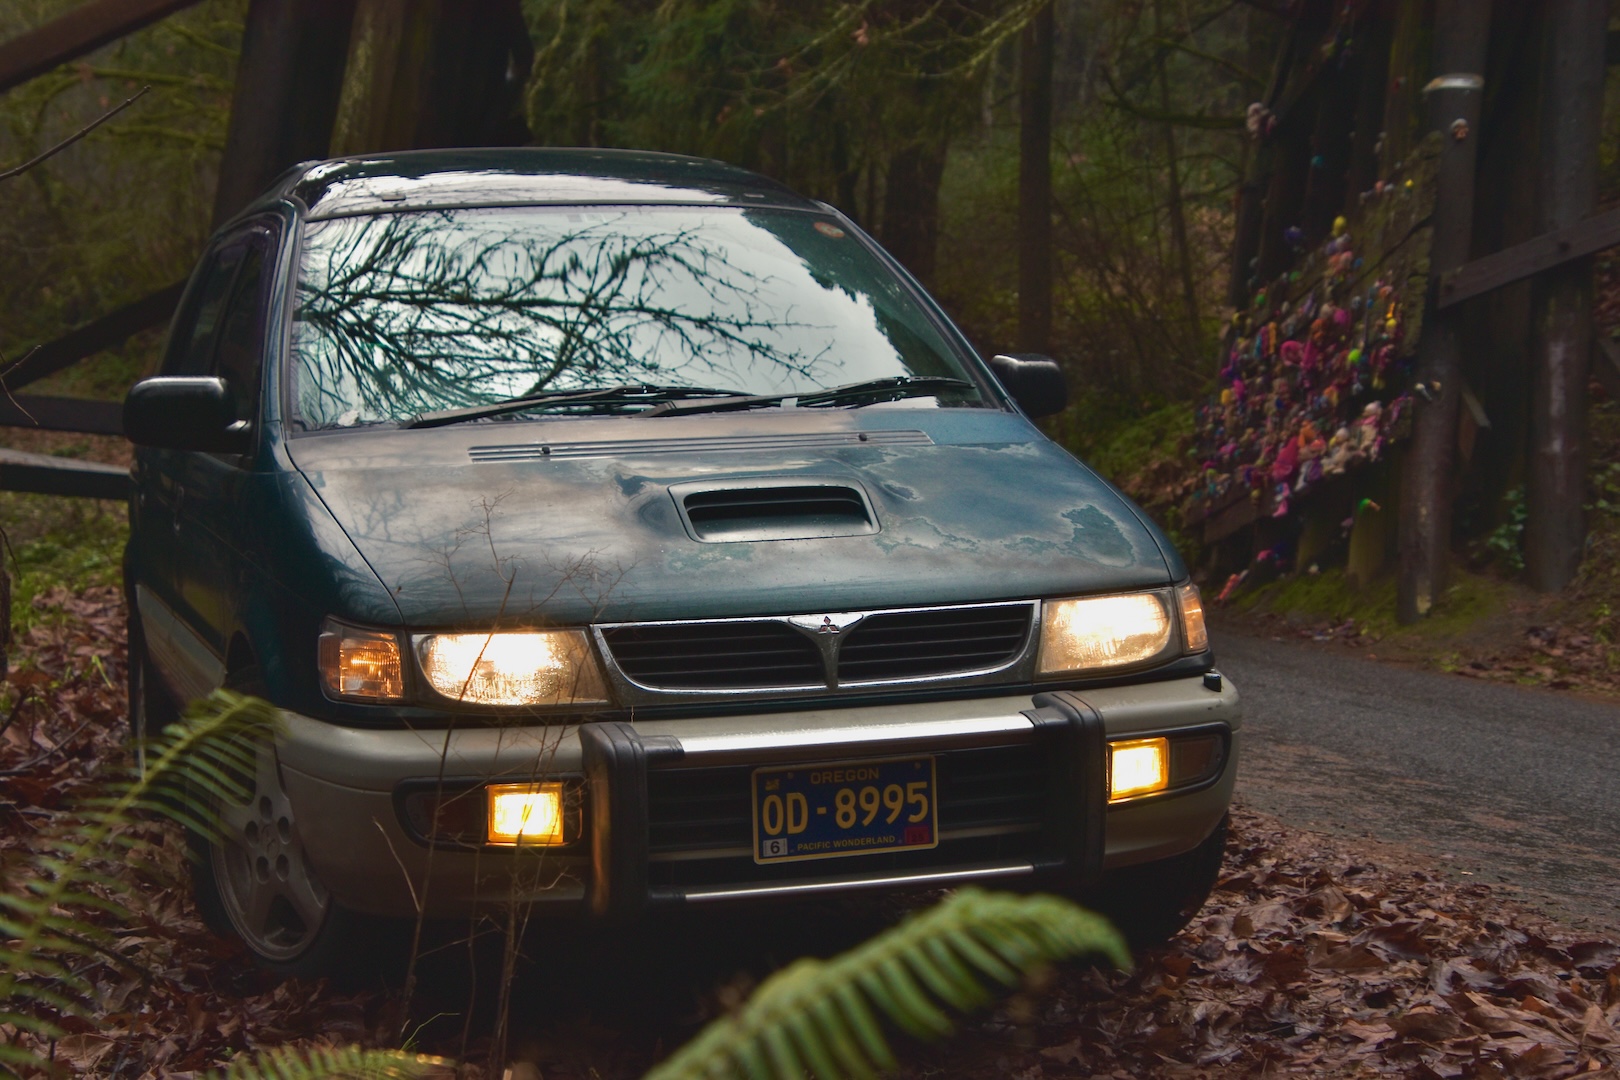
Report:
1038,592,1171,674
319,619,404,701
416,630,608,706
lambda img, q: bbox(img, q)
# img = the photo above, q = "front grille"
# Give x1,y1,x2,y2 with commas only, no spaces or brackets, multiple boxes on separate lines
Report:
837,604,1033,682
597,601,1038,696
601,622,823,689
645,743,1050,887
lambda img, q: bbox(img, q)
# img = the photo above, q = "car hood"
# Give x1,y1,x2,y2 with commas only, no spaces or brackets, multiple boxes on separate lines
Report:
286,409,1177,627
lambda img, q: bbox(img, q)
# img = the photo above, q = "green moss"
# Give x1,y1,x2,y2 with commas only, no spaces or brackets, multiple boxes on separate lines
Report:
1234,564,1514,643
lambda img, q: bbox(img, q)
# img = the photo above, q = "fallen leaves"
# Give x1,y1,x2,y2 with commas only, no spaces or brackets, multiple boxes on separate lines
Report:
901,809,1620,1080
3,590,1617,1079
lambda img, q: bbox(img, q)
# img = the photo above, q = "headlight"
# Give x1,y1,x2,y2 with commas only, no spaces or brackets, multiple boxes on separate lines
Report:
1037,592,1172,674
319,619,405,701
415,630,608,706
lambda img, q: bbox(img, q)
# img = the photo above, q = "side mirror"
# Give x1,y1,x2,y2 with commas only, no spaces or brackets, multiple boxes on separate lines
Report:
123,377,249,453
989,354,1068,419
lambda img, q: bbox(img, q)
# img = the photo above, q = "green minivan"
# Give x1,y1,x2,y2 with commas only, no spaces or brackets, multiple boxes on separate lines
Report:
123,149,1239,973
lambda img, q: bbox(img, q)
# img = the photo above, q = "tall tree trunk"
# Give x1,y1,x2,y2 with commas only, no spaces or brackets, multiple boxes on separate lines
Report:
1227,6,1289,310
1524,0,1606,591
881,140,948,285
1153,0,1198,332
1396,0,1491,623
1017,1,1053,353
212,0,355,227
329,0,530,156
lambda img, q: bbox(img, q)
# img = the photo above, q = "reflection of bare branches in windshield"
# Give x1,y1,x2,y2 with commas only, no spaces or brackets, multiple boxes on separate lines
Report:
291,210,835,428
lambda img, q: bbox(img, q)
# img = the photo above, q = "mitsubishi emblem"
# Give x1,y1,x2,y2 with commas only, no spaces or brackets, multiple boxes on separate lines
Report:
787,611,865,635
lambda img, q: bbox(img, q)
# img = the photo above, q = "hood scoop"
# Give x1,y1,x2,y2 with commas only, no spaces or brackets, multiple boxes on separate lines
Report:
671,478,879,542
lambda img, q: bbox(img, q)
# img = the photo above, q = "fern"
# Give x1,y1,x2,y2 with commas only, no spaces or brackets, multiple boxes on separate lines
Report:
0,690,279,1072
213,1044,451,1080
644,888,1130,1080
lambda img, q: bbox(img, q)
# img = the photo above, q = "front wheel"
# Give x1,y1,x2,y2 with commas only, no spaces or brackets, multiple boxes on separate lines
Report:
190,666,354,976
1080,815,1228,951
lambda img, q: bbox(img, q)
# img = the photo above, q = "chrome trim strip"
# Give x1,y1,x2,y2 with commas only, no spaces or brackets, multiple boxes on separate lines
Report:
672,713,1036,758
680,862,1036,902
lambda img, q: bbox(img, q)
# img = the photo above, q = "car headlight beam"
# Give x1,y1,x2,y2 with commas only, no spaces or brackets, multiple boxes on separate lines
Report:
1038,592,1172,675
416,629,608,706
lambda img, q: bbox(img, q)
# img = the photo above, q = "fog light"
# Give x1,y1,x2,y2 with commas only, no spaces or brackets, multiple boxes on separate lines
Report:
1109,738,1169,801
487,783,566,846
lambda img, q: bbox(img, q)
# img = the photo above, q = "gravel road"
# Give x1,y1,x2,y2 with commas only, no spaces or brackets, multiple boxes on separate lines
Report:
1215,628,1620,937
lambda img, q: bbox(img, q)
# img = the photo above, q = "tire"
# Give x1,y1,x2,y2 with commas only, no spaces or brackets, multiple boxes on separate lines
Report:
1081,815,1228,951
190,663,355,977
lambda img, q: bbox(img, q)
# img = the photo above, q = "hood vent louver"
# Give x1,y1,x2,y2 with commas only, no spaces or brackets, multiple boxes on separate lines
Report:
672,479,879,542
469,429,932,463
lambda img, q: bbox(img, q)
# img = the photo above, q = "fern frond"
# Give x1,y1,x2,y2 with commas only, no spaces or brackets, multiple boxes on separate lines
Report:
0,690,282,1068
645,888,1130,1080
214,1044,452,1080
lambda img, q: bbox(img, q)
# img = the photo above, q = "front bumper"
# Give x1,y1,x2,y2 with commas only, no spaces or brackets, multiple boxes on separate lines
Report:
276,674,1240,918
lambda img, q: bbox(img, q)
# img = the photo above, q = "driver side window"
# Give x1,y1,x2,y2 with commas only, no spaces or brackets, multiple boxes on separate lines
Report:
161,225,274,428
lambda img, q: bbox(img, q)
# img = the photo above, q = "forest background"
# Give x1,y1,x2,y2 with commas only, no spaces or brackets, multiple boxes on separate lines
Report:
4,0,1620,669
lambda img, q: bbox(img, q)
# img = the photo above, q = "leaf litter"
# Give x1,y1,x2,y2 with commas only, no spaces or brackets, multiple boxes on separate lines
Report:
1,588,1616,1078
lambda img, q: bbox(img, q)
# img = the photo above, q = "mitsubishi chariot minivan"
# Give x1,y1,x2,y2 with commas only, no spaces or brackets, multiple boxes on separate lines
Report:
123,149,1239,973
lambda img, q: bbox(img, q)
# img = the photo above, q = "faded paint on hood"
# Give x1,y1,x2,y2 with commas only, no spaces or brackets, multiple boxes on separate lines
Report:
286,409,1176,628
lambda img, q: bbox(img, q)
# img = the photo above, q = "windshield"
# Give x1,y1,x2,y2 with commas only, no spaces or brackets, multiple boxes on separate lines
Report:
289,205,984,429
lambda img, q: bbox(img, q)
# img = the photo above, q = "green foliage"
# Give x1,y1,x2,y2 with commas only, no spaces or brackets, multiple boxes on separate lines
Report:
0,491,127,635
1061,399,1194,482
643,888,1129,1080
213,1045,449,1080
0,1,243,386
525,0,1031,208
1486,487,1527,573
0,691,279,1072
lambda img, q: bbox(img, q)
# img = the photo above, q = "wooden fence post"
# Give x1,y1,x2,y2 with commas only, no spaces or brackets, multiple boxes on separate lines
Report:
1524,0,1607,591
1396,0,1491,623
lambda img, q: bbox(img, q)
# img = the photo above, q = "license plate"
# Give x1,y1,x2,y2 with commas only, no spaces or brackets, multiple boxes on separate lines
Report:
751,756,938,864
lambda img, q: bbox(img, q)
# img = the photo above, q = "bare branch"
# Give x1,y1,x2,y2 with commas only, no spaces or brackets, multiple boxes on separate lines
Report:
0,85,150,182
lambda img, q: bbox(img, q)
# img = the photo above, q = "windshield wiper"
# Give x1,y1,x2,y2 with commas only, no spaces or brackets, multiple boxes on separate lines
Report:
402,384,754,429
640,375,975,417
